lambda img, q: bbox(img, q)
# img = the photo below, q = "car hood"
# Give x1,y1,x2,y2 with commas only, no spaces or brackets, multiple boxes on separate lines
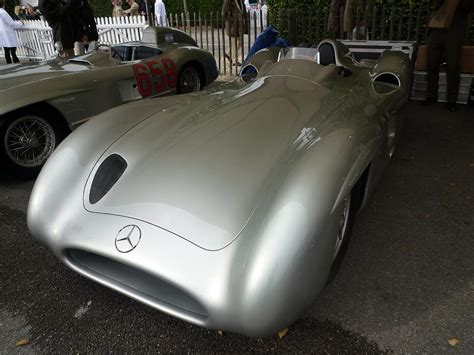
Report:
85,75,336,250
0,53,117,92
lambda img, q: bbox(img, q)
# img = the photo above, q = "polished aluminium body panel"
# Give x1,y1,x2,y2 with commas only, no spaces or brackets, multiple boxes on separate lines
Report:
28,41,412,336
0,27,218,129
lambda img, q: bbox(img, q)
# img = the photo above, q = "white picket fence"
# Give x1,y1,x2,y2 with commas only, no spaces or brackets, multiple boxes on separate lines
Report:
0,16,148,61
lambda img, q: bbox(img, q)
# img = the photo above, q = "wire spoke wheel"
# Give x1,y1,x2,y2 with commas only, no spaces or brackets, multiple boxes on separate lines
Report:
4,116,56,168
179,66,201,94
333,195,351,261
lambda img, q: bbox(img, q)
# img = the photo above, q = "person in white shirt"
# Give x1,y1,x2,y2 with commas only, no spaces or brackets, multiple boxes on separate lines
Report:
154,0,167,26
0,0,24,64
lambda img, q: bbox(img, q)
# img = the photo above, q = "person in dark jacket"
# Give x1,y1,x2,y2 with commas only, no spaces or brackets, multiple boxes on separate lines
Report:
74,0,98,54
424,0,474,112
81,0,98,50
38,0,82,57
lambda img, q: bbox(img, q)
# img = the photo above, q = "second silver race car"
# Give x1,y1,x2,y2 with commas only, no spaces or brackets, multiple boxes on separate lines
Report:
28,40,411,336
0,26,218,177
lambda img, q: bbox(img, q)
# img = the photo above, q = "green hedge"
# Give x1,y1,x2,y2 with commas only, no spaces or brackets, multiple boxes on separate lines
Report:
89,0,113,18
266,0,442,43
266,0,432,25
166,0,223,15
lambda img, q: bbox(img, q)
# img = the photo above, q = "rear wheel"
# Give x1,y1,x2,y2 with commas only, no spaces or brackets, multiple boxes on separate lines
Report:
1,111,66,179
177,65,202,94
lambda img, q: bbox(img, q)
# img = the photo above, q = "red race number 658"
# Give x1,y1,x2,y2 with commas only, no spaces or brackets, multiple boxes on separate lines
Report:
133,58,177,98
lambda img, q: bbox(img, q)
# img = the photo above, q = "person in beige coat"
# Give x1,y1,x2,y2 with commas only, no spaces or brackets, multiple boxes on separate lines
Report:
222,0,247,66
124,0,139,16
112,0,124,17
329,0,371,39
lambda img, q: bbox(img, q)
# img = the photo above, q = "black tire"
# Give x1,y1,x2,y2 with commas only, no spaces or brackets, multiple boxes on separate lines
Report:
177,65,202,94
0,109,67,179
327,191,358,283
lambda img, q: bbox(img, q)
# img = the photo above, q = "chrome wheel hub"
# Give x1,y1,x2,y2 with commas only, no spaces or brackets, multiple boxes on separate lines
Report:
4,116,56,168
180,68,200,93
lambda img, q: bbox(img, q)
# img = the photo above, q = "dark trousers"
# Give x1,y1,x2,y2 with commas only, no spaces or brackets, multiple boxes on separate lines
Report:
3,47,20,64
426,29,464,104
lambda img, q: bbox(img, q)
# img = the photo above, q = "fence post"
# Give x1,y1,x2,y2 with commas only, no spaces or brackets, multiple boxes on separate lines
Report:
222,14,227,75
389,6,396,40
339,6,344,39
407,4,413,41
397,8,403,41
415,5,421,43
322,6,328,39
355,6,361,39
423,2,431,43
287,9,297,46
253,11,258,42
247,12,251,54
380,6,386,40
315,12,320,43
217,11,221,74
371,6,377,40
194,12,197,38
199,12,203,48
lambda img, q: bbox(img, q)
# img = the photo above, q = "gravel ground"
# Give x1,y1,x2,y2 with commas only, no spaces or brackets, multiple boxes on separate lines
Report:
0,101,473,353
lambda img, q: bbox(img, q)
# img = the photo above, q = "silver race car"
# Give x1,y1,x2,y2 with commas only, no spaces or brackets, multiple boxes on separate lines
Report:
28,40,412,337
0,26,218,177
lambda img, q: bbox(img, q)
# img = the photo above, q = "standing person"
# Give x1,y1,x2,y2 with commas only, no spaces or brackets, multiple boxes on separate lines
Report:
139,0,154,22
0,0,24,64
424,0,474,112
14,5,26,20
25,4,40,20
328,0,346,39
81,0,98,51
124,0,139,16
112,0,124,17
39,0,81,58
222,0,247,66
342,0,371,39
154,0,167,26
329,0,372,39
74,0,98,55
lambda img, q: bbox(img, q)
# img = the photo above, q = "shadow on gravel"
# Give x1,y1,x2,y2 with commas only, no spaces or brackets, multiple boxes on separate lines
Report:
0,206,388,354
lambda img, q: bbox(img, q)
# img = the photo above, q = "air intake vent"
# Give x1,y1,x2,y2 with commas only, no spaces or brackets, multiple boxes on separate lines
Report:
66,249,208,321
89,154,127,204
